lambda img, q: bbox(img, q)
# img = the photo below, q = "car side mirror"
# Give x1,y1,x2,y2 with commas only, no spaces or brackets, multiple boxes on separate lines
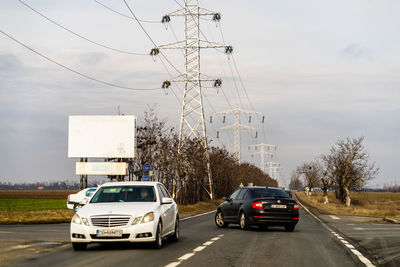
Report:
161,197,173,204
79,199,89,205
223,197,232,202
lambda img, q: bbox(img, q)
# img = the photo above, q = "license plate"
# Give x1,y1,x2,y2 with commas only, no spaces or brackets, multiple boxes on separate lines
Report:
271,204,287,209
96,229,123,237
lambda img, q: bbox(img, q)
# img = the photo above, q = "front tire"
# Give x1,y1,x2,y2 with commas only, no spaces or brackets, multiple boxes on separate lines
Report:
168,218,179,242
239,212,249,230
153,221,163,249
72,242,87,251
215,210,229,228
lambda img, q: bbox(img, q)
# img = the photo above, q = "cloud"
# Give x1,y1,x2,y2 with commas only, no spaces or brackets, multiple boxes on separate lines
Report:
339,44,372,60
0,53,24,73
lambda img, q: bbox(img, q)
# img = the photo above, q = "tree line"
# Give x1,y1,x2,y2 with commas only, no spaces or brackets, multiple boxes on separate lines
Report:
131,107,277,204
289,136,379,206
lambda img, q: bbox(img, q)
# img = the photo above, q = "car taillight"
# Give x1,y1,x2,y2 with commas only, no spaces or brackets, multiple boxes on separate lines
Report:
252,201,263,209
68,195,70,201
293,203,299,211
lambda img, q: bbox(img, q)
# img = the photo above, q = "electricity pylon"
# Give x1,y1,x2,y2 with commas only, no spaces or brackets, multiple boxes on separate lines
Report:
151,0,232,199
214,106,262,163
249,143,276,172
266,161,284,186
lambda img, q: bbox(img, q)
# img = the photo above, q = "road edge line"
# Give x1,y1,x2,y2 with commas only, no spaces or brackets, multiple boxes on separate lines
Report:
180,210,216,221
297,200,375,267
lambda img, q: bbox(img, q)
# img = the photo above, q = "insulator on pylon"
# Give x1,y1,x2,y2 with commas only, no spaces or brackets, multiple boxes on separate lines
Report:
212,13,221,22
213,79,222,87
150,48,160,56
162,80,171,89
223,116,226,123
249,116,252,123
217,131,219,138
210,116,212,123
262,115,265,123
225,46,233,54
255,132,258,139
161,15,171,23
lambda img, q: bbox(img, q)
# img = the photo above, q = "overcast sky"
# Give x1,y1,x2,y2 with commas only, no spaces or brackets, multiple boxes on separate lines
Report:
0,0,399,188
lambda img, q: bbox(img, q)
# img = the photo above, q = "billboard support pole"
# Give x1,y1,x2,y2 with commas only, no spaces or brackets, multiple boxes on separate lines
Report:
80,158,88,189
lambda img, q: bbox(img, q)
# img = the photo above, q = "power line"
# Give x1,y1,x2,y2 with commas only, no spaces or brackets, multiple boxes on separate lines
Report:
17,0,147,56
93,0,160,23
0,29,162,91
122,0,183,76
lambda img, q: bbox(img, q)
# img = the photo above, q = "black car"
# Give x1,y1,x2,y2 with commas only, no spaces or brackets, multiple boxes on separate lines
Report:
215,187,299,231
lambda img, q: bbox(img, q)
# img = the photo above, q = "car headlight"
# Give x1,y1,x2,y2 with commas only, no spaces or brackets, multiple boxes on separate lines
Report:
132,216,142,225
141,212,154,224
72,214,81,224
82,217,90,226
72,214,89,226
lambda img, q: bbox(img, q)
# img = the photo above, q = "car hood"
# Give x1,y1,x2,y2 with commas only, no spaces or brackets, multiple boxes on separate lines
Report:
77,202,159,218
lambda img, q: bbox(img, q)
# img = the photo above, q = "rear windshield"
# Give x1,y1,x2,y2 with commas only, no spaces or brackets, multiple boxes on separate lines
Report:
90,186,156,203
252,188,291,199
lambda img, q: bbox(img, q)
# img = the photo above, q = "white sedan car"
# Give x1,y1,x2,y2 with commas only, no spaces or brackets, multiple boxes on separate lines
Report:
67,187,98,212
70,181,179,250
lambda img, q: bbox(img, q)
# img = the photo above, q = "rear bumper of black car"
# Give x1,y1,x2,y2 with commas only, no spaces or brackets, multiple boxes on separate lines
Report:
248,212,299,226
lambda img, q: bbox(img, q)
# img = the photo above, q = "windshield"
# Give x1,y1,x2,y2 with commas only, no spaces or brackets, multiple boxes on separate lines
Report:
252,188,291,199
90,186,156,203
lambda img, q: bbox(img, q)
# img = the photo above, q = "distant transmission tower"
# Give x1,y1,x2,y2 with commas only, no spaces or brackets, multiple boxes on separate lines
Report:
214,106,262,163
249,143,276,172
152,0,232,198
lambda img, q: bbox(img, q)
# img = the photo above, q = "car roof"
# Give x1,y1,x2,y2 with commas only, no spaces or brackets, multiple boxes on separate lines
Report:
241,186,283,190
100,181,161,187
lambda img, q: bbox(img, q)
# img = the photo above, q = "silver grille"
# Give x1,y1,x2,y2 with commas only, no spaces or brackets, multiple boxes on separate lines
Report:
90,215,131,228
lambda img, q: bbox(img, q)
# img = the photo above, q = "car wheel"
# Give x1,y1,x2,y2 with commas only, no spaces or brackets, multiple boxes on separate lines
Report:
153,221,163,249
168,218,179,242
215,210,229,228
285,224,296,232
72,242,87,251
239,212,249,230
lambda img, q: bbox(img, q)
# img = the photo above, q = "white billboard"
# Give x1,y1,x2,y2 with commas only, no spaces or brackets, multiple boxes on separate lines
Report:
76,162,128,175
68,115,136,158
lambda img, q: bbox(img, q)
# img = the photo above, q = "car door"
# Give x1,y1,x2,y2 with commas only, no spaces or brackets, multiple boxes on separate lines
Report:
231,189,247,221
157,184,174,234
224,188,241,221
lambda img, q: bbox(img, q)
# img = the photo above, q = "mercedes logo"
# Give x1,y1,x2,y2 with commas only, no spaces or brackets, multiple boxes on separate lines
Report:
277,200,281,203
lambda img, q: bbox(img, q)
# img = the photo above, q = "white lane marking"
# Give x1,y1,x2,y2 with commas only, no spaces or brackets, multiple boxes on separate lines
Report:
180,210,216,221
0,231,13,234
178,253,195,261
297,201,375,267
164,234,224,267
329,215,340,220
193,246,206,252
354,227,364,230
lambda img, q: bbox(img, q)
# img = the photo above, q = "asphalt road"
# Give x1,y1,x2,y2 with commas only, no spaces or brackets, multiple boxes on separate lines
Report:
318,214,400,267
0,206,371,267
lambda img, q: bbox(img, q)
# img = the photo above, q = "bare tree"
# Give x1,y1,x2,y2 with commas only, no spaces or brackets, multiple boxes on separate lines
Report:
289,171,303,191
322,136,379,207
297,161,321,195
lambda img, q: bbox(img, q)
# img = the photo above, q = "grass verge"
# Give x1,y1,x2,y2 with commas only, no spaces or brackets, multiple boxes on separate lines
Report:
295,191,400,219
0,198,222,224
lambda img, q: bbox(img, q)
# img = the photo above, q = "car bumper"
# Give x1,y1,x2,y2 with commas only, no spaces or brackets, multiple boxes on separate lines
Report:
248,212,299,226
70,220,158,243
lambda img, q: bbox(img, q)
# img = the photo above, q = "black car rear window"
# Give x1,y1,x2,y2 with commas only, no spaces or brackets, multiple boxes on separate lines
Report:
252,188,290,198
